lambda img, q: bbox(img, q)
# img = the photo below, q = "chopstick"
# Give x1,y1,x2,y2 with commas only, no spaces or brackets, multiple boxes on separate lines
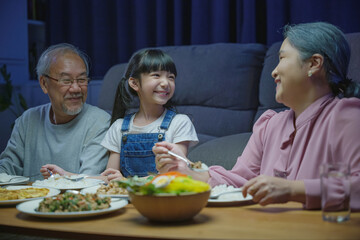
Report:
167,151,190,167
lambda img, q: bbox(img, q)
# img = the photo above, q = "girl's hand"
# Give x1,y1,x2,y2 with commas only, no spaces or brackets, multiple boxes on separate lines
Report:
101,168,124,181
153,142,211,182
40,164,67,179
242,175,305,205
152,142,189,174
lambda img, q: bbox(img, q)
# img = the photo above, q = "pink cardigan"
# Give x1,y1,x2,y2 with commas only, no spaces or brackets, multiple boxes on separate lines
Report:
208,94,360,210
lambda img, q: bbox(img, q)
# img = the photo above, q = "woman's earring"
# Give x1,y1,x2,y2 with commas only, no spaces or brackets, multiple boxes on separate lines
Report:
308,71,312,77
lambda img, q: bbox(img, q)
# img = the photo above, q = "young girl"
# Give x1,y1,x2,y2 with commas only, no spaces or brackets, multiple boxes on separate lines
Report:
40,49,198,181
100,49,198,180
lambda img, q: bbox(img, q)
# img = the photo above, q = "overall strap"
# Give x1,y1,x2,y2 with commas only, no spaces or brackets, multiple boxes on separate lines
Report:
159,108,176,130
121,113,135,132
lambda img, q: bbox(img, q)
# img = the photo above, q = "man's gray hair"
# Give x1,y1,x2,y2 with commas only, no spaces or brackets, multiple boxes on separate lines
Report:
36,43,90,79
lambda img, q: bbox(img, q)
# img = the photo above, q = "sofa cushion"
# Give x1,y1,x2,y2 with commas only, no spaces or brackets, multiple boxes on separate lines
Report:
188,132,252,170
98,63,127,113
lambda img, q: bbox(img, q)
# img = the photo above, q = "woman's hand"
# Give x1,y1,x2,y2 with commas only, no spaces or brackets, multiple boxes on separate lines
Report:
40,164,68,179
242,175,306,206
101,168,124,182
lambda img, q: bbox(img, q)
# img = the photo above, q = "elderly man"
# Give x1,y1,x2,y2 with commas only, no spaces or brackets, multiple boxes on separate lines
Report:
0,43,110,181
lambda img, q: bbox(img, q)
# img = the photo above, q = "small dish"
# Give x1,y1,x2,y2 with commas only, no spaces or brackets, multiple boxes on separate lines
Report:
80,185,128,199
0,175,29,186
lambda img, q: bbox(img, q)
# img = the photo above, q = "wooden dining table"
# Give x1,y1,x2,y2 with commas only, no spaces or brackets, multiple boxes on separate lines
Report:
0,200,359,240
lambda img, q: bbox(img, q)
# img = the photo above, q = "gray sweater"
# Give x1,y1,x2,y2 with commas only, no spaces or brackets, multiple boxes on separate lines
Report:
0,103,110,181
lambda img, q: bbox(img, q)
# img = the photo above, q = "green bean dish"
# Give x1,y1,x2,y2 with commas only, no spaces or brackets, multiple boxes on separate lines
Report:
37,192,111,212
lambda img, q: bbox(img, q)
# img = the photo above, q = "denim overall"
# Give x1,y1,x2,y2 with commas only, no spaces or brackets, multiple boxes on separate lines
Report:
120,109,176,177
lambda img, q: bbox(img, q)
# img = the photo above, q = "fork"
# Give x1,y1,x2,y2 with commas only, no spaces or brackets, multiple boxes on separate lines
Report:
167,151,191,167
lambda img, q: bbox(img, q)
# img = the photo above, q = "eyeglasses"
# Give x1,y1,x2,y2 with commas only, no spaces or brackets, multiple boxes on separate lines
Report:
44,74,90,86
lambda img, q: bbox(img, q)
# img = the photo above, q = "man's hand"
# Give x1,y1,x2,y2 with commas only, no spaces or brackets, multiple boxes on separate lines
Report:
40,164,67,179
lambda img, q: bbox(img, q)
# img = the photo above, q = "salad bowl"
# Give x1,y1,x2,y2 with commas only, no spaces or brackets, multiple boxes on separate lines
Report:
129,190,210,222
117,172,211,222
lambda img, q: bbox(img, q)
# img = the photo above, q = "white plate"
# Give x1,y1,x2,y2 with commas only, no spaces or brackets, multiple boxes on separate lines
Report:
80,185,128,199
207,193,253,207
16,198,128,218
0,176,29,186
0,186,60,206
32,178,104,191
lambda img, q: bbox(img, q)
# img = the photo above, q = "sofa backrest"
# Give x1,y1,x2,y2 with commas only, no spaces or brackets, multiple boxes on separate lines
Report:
346,33,360,84
98,43,267,144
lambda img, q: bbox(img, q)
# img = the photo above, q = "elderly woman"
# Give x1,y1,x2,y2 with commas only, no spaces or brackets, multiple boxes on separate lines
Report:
152,22,360,210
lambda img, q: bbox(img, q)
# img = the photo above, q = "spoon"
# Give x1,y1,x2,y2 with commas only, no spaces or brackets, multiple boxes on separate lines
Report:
209,188,243,199
167,151,190,167
47,170,54,179
64,175,86,182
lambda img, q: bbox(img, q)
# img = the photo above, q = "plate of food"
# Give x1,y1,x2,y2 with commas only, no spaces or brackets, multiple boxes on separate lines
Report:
16,192,128,218
207,184,253,207
32,174,104,190
0,185,60,206
0,173,29,186
80,181,128,198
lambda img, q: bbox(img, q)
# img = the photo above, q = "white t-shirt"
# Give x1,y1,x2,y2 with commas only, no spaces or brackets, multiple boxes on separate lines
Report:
101,110,198,153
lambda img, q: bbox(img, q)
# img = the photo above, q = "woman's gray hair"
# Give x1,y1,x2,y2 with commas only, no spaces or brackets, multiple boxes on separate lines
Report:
283,22,359,97
36,43,90,79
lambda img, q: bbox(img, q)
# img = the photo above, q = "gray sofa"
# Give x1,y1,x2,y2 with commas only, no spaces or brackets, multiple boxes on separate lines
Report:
98,33,360,170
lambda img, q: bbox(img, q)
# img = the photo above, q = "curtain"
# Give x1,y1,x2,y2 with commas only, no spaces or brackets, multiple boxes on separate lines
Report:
46,0,360,78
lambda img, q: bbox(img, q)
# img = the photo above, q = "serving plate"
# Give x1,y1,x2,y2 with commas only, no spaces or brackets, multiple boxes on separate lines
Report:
0,186,60,206
207,193,253,207
80,185,128,199
16,198,128,218
0,176,29,186
32,178,104,191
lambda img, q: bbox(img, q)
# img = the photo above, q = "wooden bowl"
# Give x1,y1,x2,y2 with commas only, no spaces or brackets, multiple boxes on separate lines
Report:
129,190,210,222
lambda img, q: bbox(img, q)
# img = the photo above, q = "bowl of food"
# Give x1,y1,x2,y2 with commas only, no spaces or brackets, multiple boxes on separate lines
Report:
117,172,210,222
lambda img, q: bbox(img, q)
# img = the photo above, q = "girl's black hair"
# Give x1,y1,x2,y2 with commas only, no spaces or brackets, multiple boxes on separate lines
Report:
111,49,177,125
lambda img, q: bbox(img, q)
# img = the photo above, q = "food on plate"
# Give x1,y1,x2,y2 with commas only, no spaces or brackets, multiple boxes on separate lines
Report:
96,180,128,195
37,192,111,212
189,161,202,169
210,184,247,200
117,171,210,195
0,187,49,200
33,174,98,189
